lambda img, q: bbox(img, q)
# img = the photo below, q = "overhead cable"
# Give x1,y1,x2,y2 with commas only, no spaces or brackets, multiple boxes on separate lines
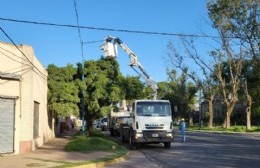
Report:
0,27,48,80
0,17,243,39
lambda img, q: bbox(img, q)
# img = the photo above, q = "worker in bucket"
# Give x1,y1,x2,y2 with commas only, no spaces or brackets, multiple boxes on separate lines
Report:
180,118,186,142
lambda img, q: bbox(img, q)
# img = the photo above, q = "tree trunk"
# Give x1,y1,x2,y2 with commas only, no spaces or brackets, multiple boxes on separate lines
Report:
208,95,214,129
85,117,92,137
244,80,252,130
222,112,231,128
189,112,194,127
223,101,236,128
226,112,231,128
246,95,252,130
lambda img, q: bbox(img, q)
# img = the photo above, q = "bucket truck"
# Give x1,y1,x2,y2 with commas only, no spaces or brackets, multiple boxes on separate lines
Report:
101,36,173,149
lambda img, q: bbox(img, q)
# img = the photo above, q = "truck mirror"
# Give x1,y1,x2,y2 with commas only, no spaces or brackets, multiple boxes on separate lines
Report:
127,106,132,112
130,112,135,118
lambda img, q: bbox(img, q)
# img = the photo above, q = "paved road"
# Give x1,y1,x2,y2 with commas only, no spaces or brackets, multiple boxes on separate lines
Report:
105,131,260,168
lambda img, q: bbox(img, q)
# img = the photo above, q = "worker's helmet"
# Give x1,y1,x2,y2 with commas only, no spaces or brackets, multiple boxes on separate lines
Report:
181,118,185,121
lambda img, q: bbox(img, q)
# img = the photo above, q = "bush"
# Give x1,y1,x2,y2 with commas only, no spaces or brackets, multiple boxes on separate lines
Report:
65,135,118,152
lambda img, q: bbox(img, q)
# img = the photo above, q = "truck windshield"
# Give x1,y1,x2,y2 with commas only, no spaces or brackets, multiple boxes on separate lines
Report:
136,102,171,116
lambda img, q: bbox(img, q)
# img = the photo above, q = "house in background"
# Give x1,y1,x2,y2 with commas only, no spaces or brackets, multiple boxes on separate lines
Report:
200,95,247,125
0,41,54,155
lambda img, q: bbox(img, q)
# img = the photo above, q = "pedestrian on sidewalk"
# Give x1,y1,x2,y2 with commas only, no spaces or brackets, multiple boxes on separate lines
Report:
180,118,186,142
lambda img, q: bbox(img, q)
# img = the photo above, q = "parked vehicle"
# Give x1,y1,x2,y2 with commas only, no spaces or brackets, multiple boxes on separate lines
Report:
101,36,173,149
121,100,173,149
101,117,108,131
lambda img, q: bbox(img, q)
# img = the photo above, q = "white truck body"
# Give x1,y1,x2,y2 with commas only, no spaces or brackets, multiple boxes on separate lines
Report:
109,111,130,136
100,36,173,149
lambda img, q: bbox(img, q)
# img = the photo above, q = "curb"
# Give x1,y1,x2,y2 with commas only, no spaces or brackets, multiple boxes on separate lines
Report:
72,151,129,168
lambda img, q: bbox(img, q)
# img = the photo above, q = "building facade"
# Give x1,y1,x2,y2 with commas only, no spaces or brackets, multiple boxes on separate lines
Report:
0,42,54,155
200,96,247,125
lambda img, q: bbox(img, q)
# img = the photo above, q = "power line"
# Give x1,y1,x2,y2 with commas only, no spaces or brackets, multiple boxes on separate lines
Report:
0,68,32,85
0,48,33,85
0,27,48,80
0,17,233,39
0,46,33,66
0,48,32,68
82,40,104,44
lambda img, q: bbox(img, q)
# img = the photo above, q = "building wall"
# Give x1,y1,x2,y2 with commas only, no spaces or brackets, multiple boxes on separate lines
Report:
19,45,34,153
200,98,246,125
0,42,54,155
0,42,21,154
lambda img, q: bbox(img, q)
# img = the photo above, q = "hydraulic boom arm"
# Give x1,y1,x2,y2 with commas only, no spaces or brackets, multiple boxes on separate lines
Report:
101,36,158,99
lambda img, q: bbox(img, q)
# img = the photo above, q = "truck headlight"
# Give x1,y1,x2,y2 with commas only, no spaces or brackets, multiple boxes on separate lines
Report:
135,133,143,138
166,133,173,138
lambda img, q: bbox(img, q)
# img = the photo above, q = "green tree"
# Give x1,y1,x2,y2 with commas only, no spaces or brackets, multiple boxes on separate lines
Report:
248,58,260,124
208,0,259,58
240,59,260,125
120,76,146,100
47,64,80,118
163,69,197,126
207,0,259,128
167,40,217,128
77,58,123,135
157,81,172,99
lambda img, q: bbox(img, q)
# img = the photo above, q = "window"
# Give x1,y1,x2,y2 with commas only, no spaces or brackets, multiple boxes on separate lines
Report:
136,102,171,116
33,101,40,139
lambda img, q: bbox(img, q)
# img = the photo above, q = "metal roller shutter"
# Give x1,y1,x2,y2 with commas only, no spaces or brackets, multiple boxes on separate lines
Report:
0,98,15,154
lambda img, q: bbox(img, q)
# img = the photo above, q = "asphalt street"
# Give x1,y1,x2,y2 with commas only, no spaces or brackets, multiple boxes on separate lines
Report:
105,131,260,168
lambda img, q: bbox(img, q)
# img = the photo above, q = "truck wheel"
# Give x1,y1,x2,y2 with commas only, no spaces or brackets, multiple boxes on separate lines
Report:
129,137,136,150
164,142,171,148
110,129,114,136
121,134,126,143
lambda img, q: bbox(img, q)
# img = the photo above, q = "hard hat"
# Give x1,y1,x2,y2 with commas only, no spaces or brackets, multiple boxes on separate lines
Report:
181,118,185,121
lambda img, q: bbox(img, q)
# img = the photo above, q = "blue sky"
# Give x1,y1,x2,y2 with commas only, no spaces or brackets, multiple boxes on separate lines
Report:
0,0,216,82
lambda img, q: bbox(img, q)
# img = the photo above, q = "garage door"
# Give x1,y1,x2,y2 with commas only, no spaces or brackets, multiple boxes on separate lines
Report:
0,98,15,154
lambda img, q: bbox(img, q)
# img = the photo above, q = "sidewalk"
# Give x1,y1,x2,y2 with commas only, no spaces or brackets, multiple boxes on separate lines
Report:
0,131,126,168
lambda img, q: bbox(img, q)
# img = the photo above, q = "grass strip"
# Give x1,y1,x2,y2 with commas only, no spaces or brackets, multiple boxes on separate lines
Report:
55,146,127,168
27,130,128,168
187,125,260,133
26,130,128,168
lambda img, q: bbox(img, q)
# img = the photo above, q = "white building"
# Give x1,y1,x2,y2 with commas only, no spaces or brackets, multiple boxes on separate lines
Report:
0,42,54,155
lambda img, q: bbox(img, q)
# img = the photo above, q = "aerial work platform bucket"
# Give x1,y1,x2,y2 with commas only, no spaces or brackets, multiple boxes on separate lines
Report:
100,38,118,59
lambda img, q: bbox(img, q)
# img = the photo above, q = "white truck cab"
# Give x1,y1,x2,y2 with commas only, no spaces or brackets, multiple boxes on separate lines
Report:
122,100,173,149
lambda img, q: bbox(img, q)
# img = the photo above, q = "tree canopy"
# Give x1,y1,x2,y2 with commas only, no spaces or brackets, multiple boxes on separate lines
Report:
47,64,80,117
120,76,146,100
76,58,123,130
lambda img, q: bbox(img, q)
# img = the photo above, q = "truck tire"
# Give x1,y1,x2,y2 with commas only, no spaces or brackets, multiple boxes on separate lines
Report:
110,129,114,136
129,136,136,150
164,142,171,148
129,129,136,150
121,134,126,143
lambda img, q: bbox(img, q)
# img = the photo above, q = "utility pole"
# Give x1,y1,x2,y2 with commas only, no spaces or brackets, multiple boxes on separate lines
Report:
73,0,86,136
81,54,85,136
199,88,202,130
